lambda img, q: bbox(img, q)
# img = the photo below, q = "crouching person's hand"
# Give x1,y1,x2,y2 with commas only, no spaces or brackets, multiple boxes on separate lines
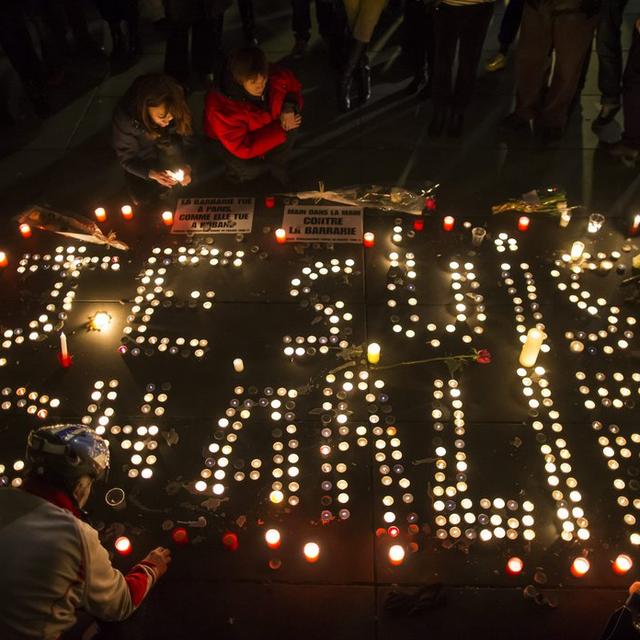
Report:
143,547,172,579
281,112,302,132
181,165,192,186
149,169,178,188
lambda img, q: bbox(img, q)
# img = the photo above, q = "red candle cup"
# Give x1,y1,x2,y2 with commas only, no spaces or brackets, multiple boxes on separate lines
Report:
363,231,375,247
424,195,437,211
518,216,530,232
571,557,590,578
413,218,425,231
19,223,32,238
115,536,132,555
121,205,133,220
265,196,276,208
94,207,107,222
443,216,454,231
162,211,173,227
265,528,281,550
0,251,8,267
506,556,524,575
275,228,286,244
222,532,239,551
613,554,633,575
172,527,189,545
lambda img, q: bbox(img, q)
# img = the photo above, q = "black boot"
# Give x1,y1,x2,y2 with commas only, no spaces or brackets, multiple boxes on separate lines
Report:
338,38,366,112
429,105,448,137
358,48,371,104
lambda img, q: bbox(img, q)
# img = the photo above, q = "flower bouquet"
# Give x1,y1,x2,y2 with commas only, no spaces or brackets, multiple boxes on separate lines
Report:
491,186,569,216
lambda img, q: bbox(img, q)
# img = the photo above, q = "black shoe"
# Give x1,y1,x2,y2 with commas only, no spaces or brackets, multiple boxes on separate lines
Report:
338,39,366,112
447,110,464,137
429,107,448,137
499,112,531,133
592,104,620,130
358,52,371,103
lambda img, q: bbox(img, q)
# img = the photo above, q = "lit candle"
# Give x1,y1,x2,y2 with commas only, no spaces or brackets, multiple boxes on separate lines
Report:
631,214,640,236
303,542,320,563
60,332,68,360
169,169,185,184
570,241,585,261
0,251,7,267
388,545,405,566
367,343,381,364
19,223,32,238
114,536,132,555
162,211,173,226
363,232,375,247
121,205,133,220
613,554,633,575
265,196,276,208
506,557,524,575
587,213,604,233
233,358,244,373
519,328,544,367
94,207,107,222
275,228,286,244
571,557,590,577
265,528,281,549
413,218,424,232
558,205,572,227
517,216,530,232
443,216,455,231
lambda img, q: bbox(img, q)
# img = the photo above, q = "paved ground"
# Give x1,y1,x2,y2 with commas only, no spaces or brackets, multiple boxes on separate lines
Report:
2,2,640,639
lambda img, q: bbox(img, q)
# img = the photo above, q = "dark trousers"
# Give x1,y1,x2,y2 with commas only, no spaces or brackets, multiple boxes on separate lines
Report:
622,29,640,148
0,1,45,88
237,0,255,38
432,3,494,109
292,0,335,40
164,17,224,82
596,0,630,105
36,0,94,55
221,131,297,183
498,0,525,53
403,0,435,81
515,4,597,128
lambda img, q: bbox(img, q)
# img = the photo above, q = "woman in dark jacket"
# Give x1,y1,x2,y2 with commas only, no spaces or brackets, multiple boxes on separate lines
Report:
112,74,194,205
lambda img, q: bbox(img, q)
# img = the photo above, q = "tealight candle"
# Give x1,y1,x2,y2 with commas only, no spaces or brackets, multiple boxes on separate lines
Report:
303,542,320,563
506,556,524,575
518,216,530,231
265,528,281,549
275,228,286,244
587,213,604,233
519,328,544,367
631,213,640,236
265,196,276,208
367,343,381,364
19,223,32,238
0,251,7,267
388,544,405,566
233,358,244,373
571,556,590,577
559,205,572,227
570,241,585,261
121,205,133,220
443,216,455,231
413,218,424,232
613,554,633,575
162,211,173,226
94,207,107,222
363,232,375,247
114,536,132,555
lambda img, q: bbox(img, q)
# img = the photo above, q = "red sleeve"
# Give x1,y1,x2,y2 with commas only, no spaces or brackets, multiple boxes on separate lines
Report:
205,98,287,159
270,67,303,114
124,561,156,607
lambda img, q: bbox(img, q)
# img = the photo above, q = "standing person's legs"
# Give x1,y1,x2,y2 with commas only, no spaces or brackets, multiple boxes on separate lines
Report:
316,0,336,40
431,5,459,110
164,21,191,85
498,0,525,53
349,0,387,43
539,13,597,131
61,0,100,52
403,0,431,92
192,16,224,79
237,0,257,44
618,28,640,154
597,0,630,106
449,2,493,134
512,3,553,121
291,0,312,56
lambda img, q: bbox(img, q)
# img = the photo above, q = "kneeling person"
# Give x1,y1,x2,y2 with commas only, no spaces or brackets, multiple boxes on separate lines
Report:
0,424,171,639
204,46,303,185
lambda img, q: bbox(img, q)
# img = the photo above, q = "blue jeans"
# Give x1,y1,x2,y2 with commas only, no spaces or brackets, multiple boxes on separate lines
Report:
596,0,630,105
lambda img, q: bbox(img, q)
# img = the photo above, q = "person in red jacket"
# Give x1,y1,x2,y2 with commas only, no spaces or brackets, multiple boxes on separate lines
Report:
204,46,303,185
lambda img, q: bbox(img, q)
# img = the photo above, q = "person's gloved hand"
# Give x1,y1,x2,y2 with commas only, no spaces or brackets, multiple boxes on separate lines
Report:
149,169,178,188
143,547,172,579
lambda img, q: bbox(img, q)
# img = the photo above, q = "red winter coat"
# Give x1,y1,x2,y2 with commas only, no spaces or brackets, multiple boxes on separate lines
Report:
204,67,303,160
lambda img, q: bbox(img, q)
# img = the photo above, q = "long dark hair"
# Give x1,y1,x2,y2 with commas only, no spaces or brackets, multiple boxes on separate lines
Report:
129,74,193,138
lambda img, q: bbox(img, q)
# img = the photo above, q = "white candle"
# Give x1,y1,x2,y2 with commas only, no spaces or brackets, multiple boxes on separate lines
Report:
519,328,544,368
559,206,572,228
570,241,585,261
233,358,244,373
367,343,381,364
60,332,68,359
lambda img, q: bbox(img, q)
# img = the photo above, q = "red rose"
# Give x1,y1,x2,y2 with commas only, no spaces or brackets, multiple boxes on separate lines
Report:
476,349,491,364
424,196,437,211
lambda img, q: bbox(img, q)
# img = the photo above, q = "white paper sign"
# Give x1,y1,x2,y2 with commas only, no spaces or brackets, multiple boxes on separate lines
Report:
282,205,363,243
172,197,255,234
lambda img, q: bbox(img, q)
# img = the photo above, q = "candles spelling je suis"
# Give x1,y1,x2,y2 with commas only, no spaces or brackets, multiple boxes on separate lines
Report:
519,328,544,368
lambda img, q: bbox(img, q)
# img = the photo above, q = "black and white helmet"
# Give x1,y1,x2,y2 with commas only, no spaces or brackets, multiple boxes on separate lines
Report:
26,424,110,483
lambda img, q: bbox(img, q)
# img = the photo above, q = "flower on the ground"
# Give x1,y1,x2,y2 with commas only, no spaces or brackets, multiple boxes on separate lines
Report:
475,349,492,364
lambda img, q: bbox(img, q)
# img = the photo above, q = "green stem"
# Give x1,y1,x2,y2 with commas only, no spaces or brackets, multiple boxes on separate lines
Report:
371,354,475,372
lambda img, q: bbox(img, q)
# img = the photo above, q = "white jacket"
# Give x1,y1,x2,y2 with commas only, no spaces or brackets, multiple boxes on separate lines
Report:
0,485,157,639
